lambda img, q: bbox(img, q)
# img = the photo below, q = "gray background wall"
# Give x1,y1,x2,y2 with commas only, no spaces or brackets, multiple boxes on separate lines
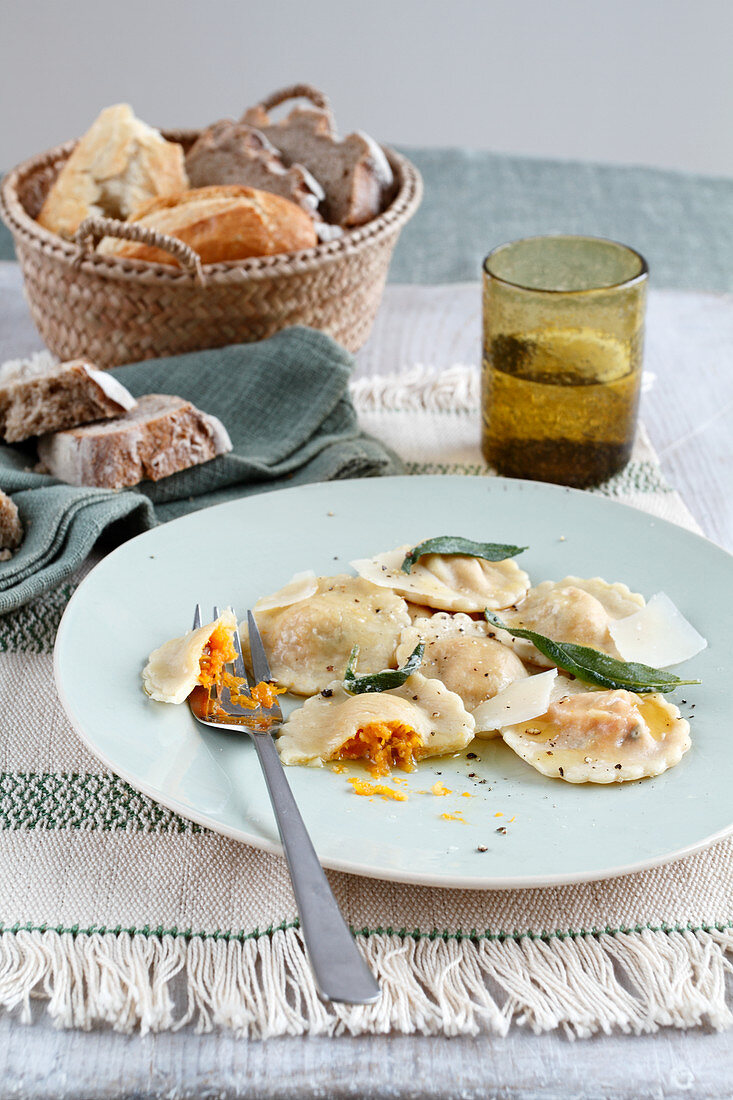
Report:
1,0,731,176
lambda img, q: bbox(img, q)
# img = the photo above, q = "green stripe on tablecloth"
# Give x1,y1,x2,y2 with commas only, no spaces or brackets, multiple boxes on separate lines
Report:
0,918,730,944
406,459,672,497
0,582,75,653
0,772,205,833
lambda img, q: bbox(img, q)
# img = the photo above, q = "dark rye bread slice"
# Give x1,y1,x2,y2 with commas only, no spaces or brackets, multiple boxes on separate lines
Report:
241,105,394,227
0,358,137,443
0,490,23,559
185,120,325,218
37,394,232,489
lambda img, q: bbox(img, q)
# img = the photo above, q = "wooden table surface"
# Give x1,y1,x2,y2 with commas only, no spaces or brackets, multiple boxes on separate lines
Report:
1,1008,732,1099
1,147,732,1097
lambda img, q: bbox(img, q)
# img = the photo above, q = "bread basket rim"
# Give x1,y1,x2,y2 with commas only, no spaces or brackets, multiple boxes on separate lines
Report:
0,130,423,284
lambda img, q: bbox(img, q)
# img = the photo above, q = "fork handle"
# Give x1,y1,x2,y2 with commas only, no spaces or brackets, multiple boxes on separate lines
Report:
250,733,380,1005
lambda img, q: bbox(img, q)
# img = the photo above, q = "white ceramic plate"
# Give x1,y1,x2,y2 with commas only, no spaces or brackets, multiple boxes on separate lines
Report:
54,476,730,889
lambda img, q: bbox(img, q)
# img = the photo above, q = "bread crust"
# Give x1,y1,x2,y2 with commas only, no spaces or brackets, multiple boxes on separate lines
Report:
0,359,136,443
37,393,232,489
0,490,23,553
241,106,393,226
37,104,188,239
185,120,325,217
98,184,317,265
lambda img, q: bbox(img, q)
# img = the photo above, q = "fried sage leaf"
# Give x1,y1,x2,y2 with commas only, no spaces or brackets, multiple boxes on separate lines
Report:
484,611,700,694
401,536,527,574
343,643,425,695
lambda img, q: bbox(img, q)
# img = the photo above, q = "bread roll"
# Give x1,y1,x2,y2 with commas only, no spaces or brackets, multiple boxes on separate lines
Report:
98,185,318,266
37,394,232,489
37,104,188,239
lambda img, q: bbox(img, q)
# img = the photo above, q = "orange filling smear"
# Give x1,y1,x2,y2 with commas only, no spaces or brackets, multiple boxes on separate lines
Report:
337,721,422,777
431,781,452,796
251,681,286,708
198,622,237,688
439,811,466,823
348,778,408,802
222,672,285,709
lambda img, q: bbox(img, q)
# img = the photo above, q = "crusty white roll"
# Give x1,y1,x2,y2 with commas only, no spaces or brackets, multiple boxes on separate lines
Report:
98,184,318,266
37,104,188,239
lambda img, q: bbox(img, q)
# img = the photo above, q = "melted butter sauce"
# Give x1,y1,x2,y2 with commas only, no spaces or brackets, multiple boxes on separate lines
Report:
639,697,678,742
517,694,675,756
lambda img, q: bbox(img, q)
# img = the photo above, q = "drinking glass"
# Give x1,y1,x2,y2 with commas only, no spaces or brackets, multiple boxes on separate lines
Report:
481,235,648,487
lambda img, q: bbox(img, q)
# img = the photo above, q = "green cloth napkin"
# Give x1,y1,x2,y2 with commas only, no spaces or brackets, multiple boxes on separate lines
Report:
0,326,404,612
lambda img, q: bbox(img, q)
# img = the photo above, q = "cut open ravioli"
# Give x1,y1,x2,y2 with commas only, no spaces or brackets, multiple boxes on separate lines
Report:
395,612,527,726
501,677,690,783
351,545,530,612
277,672,475,773
142,608,237,704
242,574,410,696
500,577,645,666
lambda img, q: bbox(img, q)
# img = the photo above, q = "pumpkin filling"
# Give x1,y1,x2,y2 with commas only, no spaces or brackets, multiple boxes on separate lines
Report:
197,625,285,708
336,720,423,777
222,672,285,709
348,777,408,801
198,622,237,688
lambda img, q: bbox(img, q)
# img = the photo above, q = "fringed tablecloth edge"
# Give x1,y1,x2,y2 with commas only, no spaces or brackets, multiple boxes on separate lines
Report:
1,925,731,1039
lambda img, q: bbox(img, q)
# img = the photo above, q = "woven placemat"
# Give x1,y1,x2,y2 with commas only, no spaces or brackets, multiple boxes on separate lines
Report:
0,365,730,1039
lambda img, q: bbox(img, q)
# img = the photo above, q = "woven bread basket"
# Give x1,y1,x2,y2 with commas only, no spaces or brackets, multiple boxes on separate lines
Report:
0,95,422,368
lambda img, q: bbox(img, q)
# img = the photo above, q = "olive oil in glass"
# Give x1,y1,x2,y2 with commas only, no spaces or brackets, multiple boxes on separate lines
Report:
482,236,648,488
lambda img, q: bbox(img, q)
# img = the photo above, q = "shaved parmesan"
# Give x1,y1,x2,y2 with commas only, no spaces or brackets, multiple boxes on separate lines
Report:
473,669,557,735
253,571,318,613
609,592,707,668
351,548,449,602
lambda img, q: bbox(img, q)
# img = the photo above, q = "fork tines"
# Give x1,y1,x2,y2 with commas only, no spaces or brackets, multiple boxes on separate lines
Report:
247,610,271,683
246,611,283,721
191,604,281,722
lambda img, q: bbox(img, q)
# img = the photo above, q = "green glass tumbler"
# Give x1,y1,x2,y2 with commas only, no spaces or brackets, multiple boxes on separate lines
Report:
481,235,648,487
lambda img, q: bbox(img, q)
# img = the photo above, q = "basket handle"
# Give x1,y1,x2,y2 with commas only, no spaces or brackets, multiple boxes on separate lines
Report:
251,83,332,116
73,216,205,282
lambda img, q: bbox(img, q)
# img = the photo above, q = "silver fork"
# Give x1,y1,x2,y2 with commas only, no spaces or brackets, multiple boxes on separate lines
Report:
188,604,380,1006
